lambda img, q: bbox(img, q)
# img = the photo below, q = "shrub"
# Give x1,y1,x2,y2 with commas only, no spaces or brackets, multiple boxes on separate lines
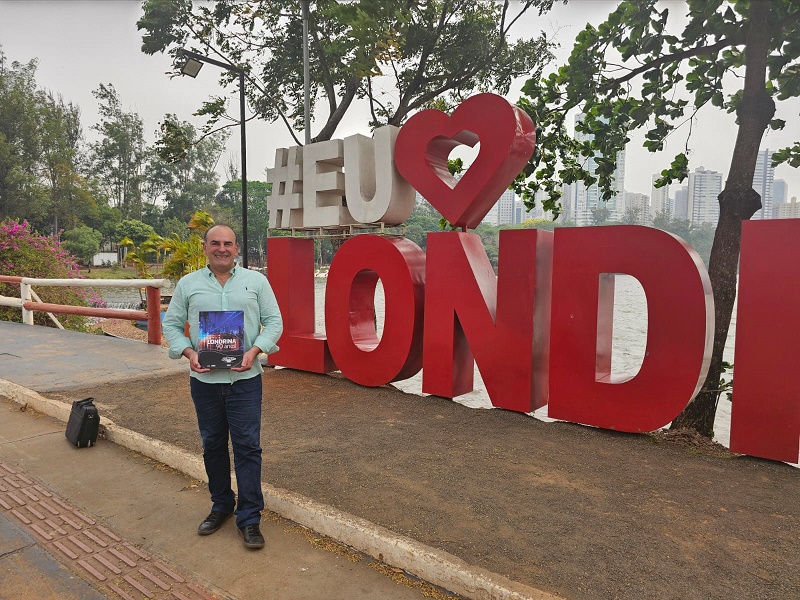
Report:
0,219,104,330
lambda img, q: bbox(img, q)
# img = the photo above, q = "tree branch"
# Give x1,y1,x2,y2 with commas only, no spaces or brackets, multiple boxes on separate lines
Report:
598,34,746,93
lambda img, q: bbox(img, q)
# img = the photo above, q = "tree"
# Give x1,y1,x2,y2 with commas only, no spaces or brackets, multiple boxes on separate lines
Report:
89,84,147,220
38,92,94,234
590,205,612,225
137,0,557,144
115,219,156,246
159,210,215,280
519,216,577,231
149,114,227,221
620,206,643,225
62,225,102,269
516,0,800,436
215,179,271,265
652,212,715,267
0,48,103,236
405,200,445,250
0,49,47,223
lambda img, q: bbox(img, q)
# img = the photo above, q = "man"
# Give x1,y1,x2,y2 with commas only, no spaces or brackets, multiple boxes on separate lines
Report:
163,225,282,549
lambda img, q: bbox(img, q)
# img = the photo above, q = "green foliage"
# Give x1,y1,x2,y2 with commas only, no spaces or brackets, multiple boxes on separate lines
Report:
89,84,147,220
718,361,734,405
519,217,577,231
0,219,101,330
215,179,271,264
137,0,557,142
62,226,102,266
590,205,611,226
620,206,643,225
772,144,800,169
115,219,156,246
160,210,215,281
118,236,154,278
149,114,228,222
159,233,205,280
651,212,715,267
0,47,100,234
405,200,444,250
474,224,499,266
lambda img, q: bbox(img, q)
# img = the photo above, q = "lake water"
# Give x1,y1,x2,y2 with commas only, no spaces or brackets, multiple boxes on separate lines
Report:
100,281,176,309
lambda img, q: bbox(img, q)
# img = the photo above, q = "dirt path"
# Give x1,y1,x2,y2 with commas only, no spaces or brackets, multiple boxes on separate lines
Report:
47,368,799,600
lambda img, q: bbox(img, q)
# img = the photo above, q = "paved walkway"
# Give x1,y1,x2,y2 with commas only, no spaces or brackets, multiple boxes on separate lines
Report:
0,321,547,600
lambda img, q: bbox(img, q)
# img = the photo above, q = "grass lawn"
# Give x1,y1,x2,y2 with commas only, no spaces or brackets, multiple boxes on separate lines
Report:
80,265,164,280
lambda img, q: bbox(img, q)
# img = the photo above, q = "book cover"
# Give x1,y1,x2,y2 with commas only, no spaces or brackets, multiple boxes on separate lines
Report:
197,310,245,369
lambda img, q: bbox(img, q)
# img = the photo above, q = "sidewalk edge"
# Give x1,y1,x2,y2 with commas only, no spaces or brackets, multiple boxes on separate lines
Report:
0,378,559,600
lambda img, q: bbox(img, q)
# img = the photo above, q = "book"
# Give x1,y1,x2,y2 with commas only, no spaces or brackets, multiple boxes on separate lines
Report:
197,310,245,369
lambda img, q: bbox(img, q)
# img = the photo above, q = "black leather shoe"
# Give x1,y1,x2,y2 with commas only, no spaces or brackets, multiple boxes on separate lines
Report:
238,523,265,549
197,511,232,536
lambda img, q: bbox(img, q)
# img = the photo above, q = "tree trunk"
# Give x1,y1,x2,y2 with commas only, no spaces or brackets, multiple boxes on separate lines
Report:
671,0,775,435
313,79,359,143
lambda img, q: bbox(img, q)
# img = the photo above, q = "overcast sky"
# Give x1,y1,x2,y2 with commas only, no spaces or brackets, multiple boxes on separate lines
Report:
1,0,798,202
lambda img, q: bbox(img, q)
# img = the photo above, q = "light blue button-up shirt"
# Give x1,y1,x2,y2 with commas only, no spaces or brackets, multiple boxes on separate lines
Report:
162,266,283,384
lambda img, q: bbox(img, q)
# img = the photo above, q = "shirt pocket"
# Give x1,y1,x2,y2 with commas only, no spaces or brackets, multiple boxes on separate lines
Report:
229,289,260,314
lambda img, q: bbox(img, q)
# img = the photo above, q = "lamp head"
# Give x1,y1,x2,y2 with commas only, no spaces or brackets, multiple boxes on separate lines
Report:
180,56,204,78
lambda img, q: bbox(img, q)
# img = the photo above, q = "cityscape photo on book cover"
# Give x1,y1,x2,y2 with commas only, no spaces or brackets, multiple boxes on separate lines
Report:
198,310,245,369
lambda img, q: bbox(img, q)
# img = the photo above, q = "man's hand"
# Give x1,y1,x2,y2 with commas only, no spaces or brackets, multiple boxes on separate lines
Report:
182,348,211,373
231,347,262,372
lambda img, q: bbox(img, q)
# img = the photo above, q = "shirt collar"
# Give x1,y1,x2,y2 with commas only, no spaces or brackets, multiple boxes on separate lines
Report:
205,265,237,277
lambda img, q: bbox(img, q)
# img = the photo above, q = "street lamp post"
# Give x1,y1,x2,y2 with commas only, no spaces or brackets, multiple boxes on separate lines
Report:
179,50,249,268
300,0,311,145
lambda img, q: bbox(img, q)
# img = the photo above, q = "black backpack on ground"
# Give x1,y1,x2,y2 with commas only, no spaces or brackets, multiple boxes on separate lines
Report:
65,398,99,448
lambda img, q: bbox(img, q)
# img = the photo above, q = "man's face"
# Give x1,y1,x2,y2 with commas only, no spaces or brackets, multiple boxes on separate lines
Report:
203,226,239,273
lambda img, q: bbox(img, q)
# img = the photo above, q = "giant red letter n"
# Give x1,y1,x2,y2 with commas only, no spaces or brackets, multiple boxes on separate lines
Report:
422,229,552,412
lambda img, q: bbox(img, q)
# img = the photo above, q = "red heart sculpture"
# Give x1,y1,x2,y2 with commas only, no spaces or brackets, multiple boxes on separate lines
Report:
394,93,536,229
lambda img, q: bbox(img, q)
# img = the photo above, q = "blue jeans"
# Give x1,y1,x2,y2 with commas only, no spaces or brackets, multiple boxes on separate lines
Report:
189,375,264,528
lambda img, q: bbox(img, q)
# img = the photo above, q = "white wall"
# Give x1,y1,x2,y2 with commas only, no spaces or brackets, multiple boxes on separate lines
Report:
92,252,118,267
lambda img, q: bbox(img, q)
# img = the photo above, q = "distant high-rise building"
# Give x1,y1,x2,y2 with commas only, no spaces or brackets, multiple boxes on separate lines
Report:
674,186,689,220
497,189,517,225
752,148,775,220
560,183,575,223
774,196,800,219
650,174,672,219
623,192,650,224
482,189,517,226
688,166,723,226
483,203,499,226
573,114,626,226
518,188,547,222
773,179,788,204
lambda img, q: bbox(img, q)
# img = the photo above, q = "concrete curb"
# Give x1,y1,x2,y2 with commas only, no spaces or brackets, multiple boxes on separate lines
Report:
0,378,559,600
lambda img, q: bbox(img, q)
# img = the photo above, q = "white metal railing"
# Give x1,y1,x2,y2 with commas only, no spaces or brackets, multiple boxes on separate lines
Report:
0,276,170,345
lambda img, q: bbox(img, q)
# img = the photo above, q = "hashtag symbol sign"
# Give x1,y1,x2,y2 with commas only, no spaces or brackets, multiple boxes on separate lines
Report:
266,146,304,228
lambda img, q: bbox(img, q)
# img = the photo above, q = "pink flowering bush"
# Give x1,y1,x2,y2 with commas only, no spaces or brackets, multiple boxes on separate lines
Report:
0,219,105,330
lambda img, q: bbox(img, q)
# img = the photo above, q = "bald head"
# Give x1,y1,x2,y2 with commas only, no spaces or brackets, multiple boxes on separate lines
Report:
204,224,237,244
202,225,239,275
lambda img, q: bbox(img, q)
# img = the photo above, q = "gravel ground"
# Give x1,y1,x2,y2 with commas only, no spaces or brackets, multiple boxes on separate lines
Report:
99,318,169,348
